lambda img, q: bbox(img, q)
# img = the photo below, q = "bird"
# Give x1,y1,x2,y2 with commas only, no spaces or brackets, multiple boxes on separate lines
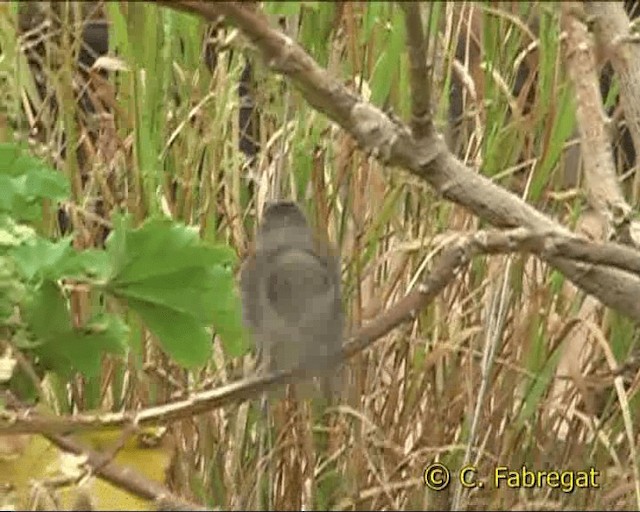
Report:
239,200,344,403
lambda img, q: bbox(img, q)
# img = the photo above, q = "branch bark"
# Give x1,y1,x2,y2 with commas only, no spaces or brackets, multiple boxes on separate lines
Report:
154,1,640,321
4,227,640,436
585,2,640,173
561,2,631,221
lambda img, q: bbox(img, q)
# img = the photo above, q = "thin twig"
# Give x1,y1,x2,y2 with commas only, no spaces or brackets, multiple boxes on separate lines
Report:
399,2,433,138
8,225,640,436
153,1,640,322
1,395,211,511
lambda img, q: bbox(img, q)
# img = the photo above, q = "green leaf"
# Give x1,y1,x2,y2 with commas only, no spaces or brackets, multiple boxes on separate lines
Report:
107,221,233,323
129,299,212,367
35,314,128,379
65,249,111,280
106,216,235,282
104,216,245,366
21,280,127,377
11,236,75,281
113,265,219,322
0,144,70,220
21,165,69,201
104,213,130,274
0,177,41,220
208,266,248,358
23,281,71,340
0,143,23,175
59,315,128,377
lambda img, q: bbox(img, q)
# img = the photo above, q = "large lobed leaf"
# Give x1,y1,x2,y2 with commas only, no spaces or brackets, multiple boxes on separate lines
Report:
2,143,248,382
19,281,128,379
0,143,70,221
104,215,247,367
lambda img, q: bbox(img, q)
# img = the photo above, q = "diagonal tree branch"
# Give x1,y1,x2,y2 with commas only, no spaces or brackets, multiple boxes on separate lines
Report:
1,394,211,511
155,1,640,322
4,226,640,436
7,4,639,438
3,226,517,437
48,434,210,511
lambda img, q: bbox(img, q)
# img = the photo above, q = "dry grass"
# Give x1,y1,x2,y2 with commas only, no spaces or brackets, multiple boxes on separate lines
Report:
1,1,639,510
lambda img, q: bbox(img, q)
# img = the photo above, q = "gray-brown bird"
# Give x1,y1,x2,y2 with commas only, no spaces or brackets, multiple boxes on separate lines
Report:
239,200,343,402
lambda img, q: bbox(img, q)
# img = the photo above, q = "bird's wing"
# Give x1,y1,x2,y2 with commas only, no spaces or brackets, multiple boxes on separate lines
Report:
265,248,334,324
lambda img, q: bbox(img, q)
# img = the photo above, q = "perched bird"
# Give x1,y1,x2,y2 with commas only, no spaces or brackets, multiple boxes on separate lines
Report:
239,200,344,402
